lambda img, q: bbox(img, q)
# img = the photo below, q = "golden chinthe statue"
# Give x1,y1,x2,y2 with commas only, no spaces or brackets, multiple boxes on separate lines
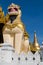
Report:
0,3,42,65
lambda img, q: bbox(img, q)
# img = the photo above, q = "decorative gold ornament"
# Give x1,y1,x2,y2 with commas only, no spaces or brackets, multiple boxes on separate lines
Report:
3,18,25,31
5,14,9,22
0,7,2,12
24,32,29,40
3,22,24,31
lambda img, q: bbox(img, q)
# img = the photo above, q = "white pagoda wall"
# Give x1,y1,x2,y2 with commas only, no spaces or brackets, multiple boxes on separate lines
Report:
0,43,42,65
0,45,40,65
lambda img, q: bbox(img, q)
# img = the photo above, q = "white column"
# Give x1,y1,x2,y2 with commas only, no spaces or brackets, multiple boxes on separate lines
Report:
15,32,23,54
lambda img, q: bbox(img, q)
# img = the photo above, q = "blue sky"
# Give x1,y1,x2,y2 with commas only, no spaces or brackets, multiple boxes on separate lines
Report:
0,0,43,45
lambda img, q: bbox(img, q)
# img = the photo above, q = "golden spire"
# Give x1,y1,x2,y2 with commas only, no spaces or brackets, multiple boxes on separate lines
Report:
34,32,38,45
0,7,5,23
33,32,40,51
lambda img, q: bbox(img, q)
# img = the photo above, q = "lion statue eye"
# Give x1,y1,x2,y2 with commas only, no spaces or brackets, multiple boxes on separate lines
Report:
14,8,18,11
8,8,12,12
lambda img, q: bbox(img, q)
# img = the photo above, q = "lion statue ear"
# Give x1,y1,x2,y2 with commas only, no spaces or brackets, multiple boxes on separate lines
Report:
17,9,22,18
